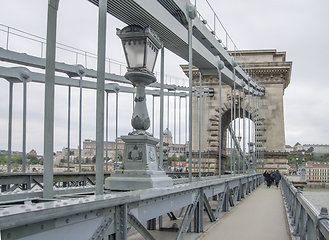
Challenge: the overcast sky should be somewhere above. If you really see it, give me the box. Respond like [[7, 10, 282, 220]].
[[0, 0, 328, 154]]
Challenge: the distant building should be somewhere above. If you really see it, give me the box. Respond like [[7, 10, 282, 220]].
[[27, 164, 44, 173], [303, 144, 329, 157], [290, 143, 329, 157], [162, 128, 188, 157], [53, 139, 125, 166], [83, 138, 125, 160], [285, 145, 293, 152], [306, 161, 329, 183], [293, 142, 304, 152]]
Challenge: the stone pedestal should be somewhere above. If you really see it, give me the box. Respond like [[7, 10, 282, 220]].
[[263, 151, 289, 174], [105, 135, 173, 191]]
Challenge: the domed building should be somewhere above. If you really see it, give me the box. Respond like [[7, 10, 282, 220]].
[[160, 128, 188, 171], [163, 128, 173, 149], [162, 128, 187, 159]]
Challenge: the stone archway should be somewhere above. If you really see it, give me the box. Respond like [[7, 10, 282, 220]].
[[181, 49, 292, 175]]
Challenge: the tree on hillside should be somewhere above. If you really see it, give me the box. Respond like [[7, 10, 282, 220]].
[[306, 146, 314, 152], [0, 156, 7, 165], [27, 154, 39, 165], [12, 153, 22, 166]]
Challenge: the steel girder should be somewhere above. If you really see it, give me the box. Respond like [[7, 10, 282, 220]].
[[1, 174, 263, 240], [0, 172, 111, 203], [175, 191, 200, 240], [128, 213, 156, 240], [87, 0, 264, 95]]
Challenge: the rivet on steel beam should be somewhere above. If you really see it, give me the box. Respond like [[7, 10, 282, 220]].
[[76, 64, 86, 77], [114, 84, 120, 93], [20, 68, 31, 81], [232, 58, 238, 67], [217, 59, 225, 71]]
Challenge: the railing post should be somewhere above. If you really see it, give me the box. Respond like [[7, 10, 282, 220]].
[[159, 47, 164, 169], [7, 82, 13, 173], [95, 0, 107, 195], [43, 0, 60, 199], [187, 3, 197, 182], [317, 207, 329, 240]]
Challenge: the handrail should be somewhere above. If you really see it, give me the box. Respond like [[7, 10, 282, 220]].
[[0, 23, 189, 86], [281, 177, 329, 239], [195, 1, 253, 77], [0, 23, 126, 70]]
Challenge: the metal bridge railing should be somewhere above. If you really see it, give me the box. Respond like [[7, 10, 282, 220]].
[[0, 23, 188, 87], [0, 173, 263, 240], [195, 0, 256, 77], [281, 177, 329, 239]]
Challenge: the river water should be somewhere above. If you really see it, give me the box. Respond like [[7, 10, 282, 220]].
[[302, 188, 329, 211]]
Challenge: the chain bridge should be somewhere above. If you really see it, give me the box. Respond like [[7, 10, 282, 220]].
[[0, 0, 328, 239]]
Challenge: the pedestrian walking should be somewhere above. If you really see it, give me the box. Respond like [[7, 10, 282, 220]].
[[273, 169, 281, 188], [263, 170, 272, 188]]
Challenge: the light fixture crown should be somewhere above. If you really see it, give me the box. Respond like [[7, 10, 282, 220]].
[[117, 25, 163, 73]]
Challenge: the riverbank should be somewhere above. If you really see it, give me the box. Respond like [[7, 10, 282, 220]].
[[286, 175, 329, 188], [305, 182, 329, 188]]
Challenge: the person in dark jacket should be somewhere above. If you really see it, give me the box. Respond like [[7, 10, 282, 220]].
[[263, 170, 272, 188], [273, 169, 281, 188]]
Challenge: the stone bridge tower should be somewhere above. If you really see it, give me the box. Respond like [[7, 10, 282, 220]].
[[181, 49, 292, 174]]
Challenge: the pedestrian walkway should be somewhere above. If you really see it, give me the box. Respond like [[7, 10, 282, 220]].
[[198, 184, 291, 240]]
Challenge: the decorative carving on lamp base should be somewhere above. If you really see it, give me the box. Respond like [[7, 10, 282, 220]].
[[105, 135, 173, 191]]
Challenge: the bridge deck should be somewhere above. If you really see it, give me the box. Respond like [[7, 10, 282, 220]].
[[199, 184, 291, 240], [127, 184, 291, 240]]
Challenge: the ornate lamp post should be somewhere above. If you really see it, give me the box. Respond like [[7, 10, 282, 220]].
[[300, 150, 307, 182], [105, 25, 173, 190]]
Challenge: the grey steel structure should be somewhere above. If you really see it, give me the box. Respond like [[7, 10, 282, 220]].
[[1, 174, 263, 239], [0, 172, 111, 194], [0, 0, 270, 239], [281, 177, 329, 239]]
